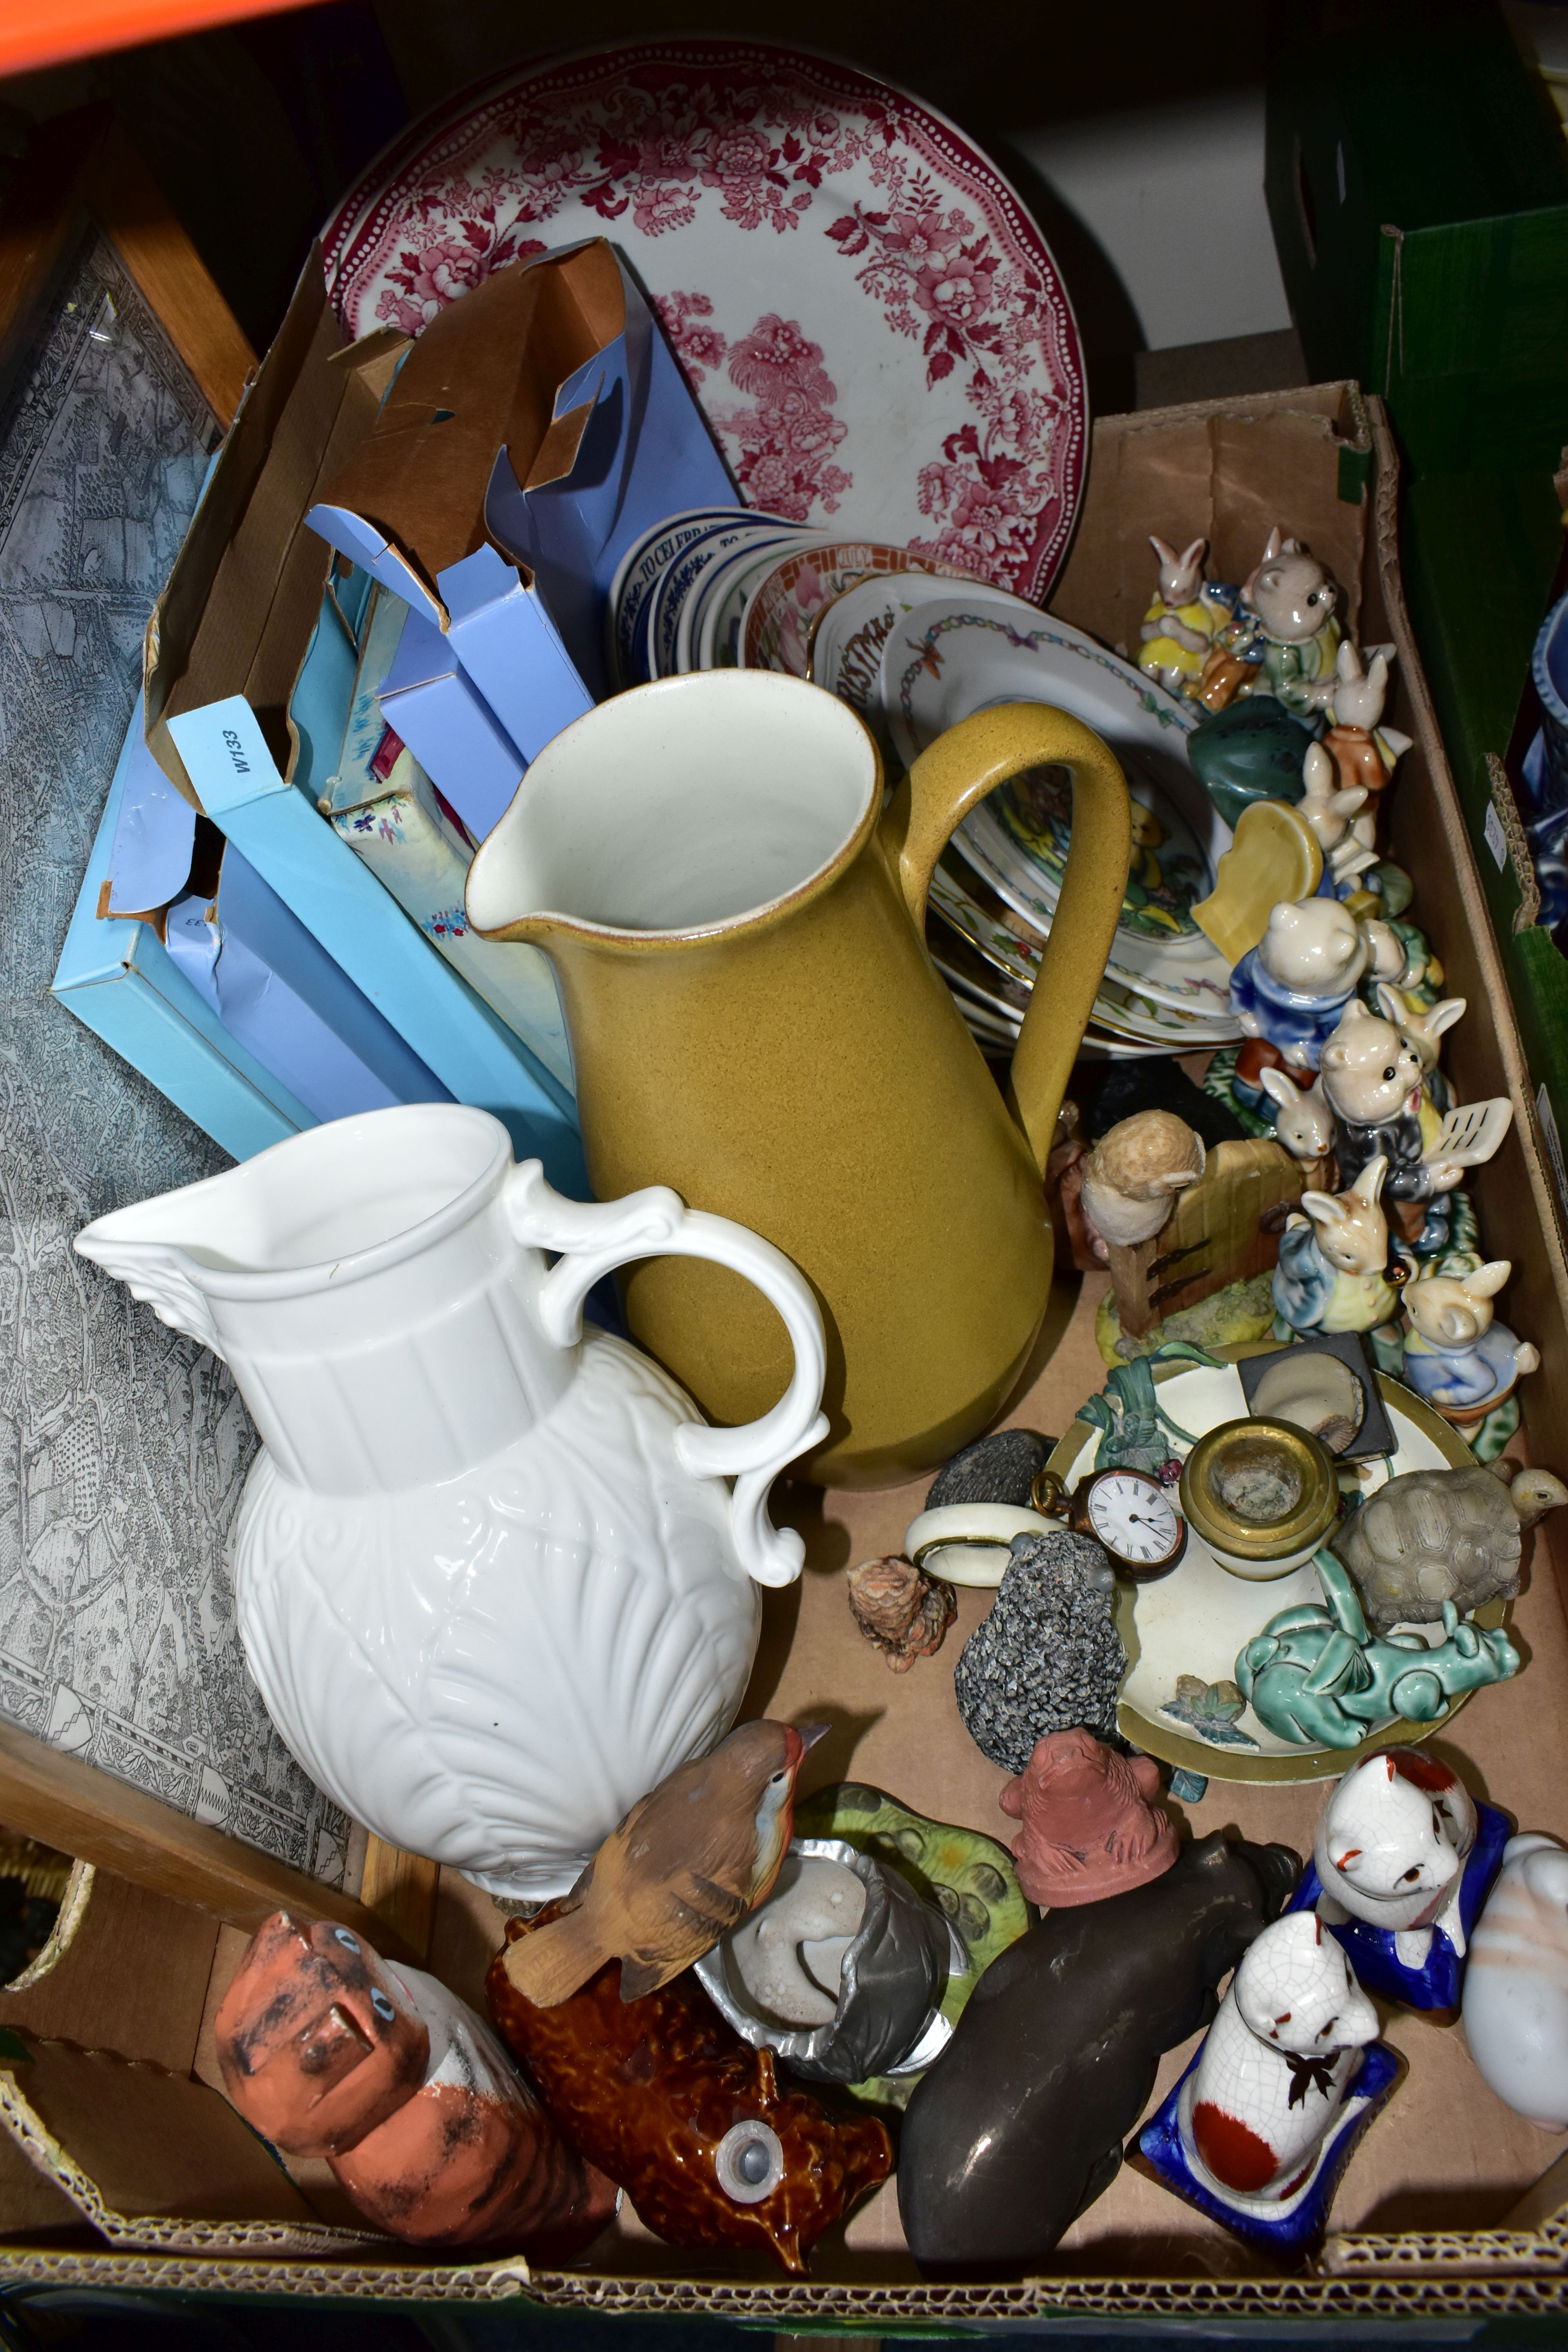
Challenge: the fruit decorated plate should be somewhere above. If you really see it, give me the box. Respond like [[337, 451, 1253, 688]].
[[322, 37, 1087, 604], [1043, 1359, 1495, 1784]]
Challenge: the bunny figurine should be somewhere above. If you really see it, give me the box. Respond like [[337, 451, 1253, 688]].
[[1298, 742, 1379, 895], [1371, 981, 1464, 1076], [1139, 1910, 1397, 2258], [1272, 1156, 1405, 1339], [1311, 640, 1413, 806], [1138, 536, 1233, 697], [1401, 1260, 1540, 1417]]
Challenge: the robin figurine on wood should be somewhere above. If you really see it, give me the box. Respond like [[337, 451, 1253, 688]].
[[501, 1720, 824, 2008]]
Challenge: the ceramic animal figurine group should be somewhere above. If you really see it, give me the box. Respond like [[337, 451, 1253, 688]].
[[500, 1721, 819, 2009], [998, 1730, 1178, 1908], [1330, 1459, 1566, 1634], [1236, 1548, 1521, 1749], [1293, 1746, 1510, 2009], [1400, 1261, 1541, 1417], [1139, 1911, 1396, 2258], [214, 1913, 615, 2254], [487, 1910, 892, 2273], [1138, 535, 1234, 696], [1463, 1834, 1568, 2129], [846, 1552, 956, 1669], [693, 1835, 955, 2084], [1271, 1156, 1403, 1341], [1264, 999, 1512, 1221], [953, 1529, 1125, 1769], [1077, 1109, 1206, 1259], [897, 1831, 1298, 2272]]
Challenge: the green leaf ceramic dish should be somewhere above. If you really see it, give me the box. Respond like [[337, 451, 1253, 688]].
[[792, 1781, 1030, 2111]]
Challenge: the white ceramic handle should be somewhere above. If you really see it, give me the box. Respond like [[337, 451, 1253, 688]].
[[504, 1161, 829, 1588]]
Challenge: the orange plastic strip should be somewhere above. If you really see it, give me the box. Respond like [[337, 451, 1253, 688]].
[[0, 0, 315, 78]]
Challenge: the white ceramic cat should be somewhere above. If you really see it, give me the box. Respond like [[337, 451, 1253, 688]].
[[1184, 1912, 1378, 2202], [1463, 1834, 1568, 2129], [1314, 1749, 1475, 1967]]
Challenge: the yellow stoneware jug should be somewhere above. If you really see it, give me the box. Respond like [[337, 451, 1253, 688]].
[[466, 671, 1131, 1487]]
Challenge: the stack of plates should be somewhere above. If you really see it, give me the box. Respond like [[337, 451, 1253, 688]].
[[609, 523, 1242, 1061], [810, 573, 1243, 1060]]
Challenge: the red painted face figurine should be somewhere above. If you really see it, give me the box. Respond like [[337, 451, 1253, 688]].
[[998, 1728, 1179, 1908], [214, 1912, 615, 2256]]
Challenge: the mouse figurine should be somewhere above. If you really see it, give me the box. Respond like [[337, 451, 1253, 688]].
[[214, 1912, 617, 2254], [1400, 1260, 1541, 1418], [487, 1908, 891, 2274], [897, 1830, 1299, 2274], [1200, 531, 1342, 714], [998, 1728, 1179, 1908], [1231, 899, 1402, 1072], [1287, 1746, 1510, 2010], [1463, 1834, 1568, 2129], [1272, 1156, 1405, 1340], [1139, 1911, 1395, 2259], [1138, 535, 1235, 697]]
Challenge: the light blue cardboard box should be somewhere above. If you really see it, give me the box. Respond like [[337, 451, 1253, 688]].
[[53, 701, 316, 1163], [161, 591, 587, 1198]]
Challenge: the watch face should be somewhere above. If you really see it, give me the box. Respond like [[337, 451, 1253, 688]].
[[1084, 1470, 1185, 1572]]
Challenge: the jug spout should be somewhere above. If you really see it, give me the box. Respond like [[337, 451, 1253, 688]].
[[76, 1106, 573, 1497]]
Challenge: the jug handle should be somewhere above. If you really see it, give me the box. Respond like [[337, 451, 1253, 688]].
[[505, 1162, 830, 1591], [884, 703, 1132, 1178]]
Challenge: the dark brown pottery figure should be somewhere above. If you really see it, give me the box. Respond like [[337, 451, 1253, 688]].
[[488, 1906, 892, 2274], [215, 1912, 615, 2254], [897, 1832, 1299, 2274]]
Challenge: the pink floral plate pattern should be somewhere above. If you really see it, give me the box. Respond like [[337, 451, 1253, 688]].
[[322, 37, 1088, 604]]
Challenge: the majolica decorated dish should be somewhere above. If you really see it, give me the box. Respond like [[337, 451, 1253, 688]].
[[1043, 1356, 1493, 1784]]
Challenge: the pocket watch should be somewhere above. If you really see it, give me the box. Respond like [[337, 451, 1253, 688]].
[[1030, 1465, 1187, 1580]]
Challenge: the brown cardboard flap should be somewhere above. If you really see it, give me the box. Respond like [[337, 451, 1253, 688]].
[[316, 241, 625, 608], [145, 246, 382, 807], [0, 2040, 386, 2254], [1051, 382, 1370, 660]]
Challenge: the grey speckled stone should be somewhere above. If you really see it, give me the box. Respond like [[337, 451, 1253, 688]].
[[953, 1530, 1125, 1772], [926, 1429, 1054, 1511]]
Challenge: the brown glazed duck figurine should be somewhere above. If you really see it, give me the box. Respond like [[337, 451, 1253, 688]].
[[488, 1907, 892, 2274], [999, 1730, 1179, 1908], [897, 1832, 1298, 2274], [215, 1913, 615, 2254], [502, 1721, 820, 2009]]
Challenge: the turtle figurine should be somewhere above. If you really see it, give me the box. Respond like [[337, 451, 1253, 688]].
[[1332, 1461, 1567, 1636]]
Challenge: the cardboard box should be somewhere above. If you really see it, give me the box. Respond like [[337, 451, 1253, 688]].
[[7, 385, 1568, 2320]]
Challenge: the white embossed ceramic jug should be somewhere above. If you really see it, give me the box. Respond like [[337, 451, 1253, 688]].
[[75, 1104, 828, 1897]]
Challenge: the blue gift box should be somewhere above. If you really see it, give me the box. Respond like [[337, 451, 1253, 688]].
[[1285, 1800, 1512, 2010]]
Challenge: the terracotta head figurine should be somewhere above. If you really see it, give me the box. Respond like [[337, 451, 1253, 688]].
[[998, 1728, 1179, 1907]]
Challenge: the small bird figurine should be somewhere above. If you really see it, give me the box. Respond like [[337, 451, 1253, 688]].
[[502, 1720, 822, 2008]]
